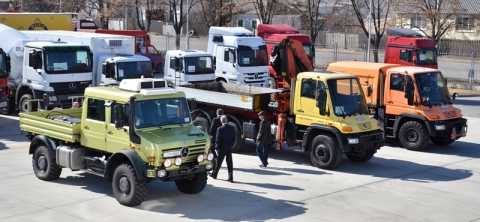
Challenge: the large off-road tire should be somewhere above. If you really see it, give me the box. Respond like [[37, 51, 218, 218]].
[[32, 145, 62, 181], [431, 137, 455, 146], [346, 150, 376, 162], [19, 94, 37, 113], [193, 117, 210, 134], [229, 121, 245, 153], [399, 121, 430, 151], [266, 76, 276, 89], [112, 163, 148, 207], [310, 135, 342, 169], [175, 172, 208, 194]]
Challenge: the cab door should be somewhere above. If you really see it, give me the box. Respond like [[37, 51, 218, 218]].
[[385, 73, 412, 115], [81, 98, 107, 150], [106, 103, 130, 152], [295, 78, 329, 126]]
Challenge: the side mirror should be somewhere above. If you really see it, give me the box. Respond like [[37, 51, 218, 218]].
[[33, 51, 42, 70], [114, 104, 125, 129], [452, 92, 458, 100], [405, 77, 414, 105], [367, 86, 373, 97], [102, 62, 108, 76], [316, 89, 327, 115]]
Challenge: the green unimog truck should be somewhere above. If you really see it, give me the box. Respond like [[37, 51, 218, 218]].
[[19, 78, 214, 206]]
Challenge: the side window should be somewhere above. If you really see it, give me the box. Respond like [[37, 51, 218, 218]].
[[110, 103, 130, 126], [29, 51, 34, 67], [301, 79, 317, 99], [400, 50, 412, 62], [390, 73, 406, 91], [224, 50, 230, 62], [87, 98, 106, 121]]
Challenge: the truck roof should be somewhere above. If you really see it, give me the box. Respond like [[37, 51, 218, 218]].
[[85, 85, 186, 103], [327, 61, 403, 72], [387, 66, 439, 74], [262, 34, 311, 44], [257, 24, 300, 35], [299, 71, 357, 80], [166, 50, 212, 57], [26, 40, 88, 48], [209, 27, 254, 36]]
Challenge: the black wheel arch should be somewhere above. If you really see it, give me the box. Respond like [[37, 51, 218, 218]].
[[104, 150, 147, 182], [393, 113, 434, 138], [193, 108, 213, 124], [29, 135, 56, 157], [302, 124, 345, 152]]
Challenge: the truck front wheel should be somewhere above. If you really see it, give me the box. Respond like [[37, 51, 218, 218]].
[[431, 137, 455, 146], [399, 121, 430, 151], [346, 150, 375, 162], [175, 172, 208, 194], [310, 135, 342, 169], [32, 145, 62, 181], [112, 163, 148, 206], [19, 94, 37, 113]]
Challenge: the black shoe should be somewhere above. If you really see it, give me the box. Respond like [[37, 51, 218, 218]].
[[259, 164, 267, 168], [228, 179, 234, 183], [209, 173, 217, 179]]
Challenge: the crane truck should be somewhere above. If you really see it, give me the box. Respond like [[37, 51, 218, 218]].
[[257, 24, 314, 89], [207, 27, 269, 87], [19, 78, 213, 207], [22, 30, 153, 87], [176, 38, 384, 169], [327, 61, 467, 151], [0, 24, 93, 114]]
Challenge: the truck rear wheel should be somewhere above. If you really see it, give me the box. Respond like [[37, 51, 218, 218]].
[[310, 135, 342, 169], [431, 137, 455, 146], [229, 121, 245, 153], [19, 94, 37, 113], [175, 172, 208, 194], [112, 163, 148, 206], [399, 121, 430, 151], [346, 150, 375, 162], [32, 145, 62, 181], [193, 117, 210, 134]]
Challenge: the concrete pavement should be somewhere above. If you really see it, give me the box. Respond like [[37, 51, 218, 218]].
[[0, 114, 479, 221]]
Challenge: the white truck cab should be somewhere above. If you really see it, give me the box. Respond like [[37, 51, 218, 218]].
[[207, 27, 269, 87], [163, 50, 215, 86]]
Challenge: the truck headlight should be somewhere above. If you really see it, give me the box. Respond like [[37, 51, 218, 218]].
[[163, 158, 172, 168], [174, 157, 182, 166], [435, 125, 445, 130], [48, 96, 58, 101], [197, 154, 204, 163], [348, 138, 359, 144], [157, 169, 167, 178], [206, 163, 213, 170], [207, 152, 214, 161]]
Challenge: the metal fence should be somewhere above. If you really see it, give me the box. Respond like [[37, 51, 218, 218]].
[[150, 33, 480, 86]]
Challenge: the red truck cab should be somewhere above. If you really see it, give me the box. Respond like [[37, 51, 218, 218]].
[[0, 48, 11, 114], [79, 29, 165, 73], [257, 24, 314, 88], [384, 28, 438, 69]]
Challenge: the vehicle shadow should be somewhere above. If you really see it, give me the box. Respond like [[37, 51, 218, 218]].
[[0, 114, 30, 151], [451, 97, 480, 106], [385, 139, 480, 159]]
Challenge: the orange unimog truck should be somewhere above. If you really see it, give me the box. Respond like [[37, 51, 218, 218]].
[[327, 61, 467, 151]]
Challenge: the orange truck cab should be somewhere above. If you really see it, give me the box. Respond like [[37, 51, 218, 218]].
[[257, 24, 314, 89], [384, 28, 438, 69], [327, 61, 467, 151], [79, 29, 165, 73]]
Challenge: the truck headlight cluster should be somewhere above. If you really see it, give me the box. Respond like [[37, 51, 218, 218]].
[[197, 154, 204, 163], [435, 125, 445, 130], [207, 152, 214, 161], [174, 157, 182, 166], [348, 138, 359, 144], [163, 158, 172, 168]]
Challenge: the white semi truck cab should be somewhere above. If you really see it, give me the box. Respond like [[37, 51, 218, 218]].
[[163, 50, 215, 86], [0, 24, 93, 113], [207, 27, 269, 87]]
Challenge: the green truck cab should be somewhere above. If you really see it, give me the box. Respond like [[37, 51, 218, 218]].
[[19, 78, 213, 207]]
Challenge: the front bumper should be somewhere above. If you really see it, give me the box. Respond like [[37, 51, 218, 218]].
[[430, 118, 468, 139], [342, 129, 384, 154], [145, 162, 212, 181]]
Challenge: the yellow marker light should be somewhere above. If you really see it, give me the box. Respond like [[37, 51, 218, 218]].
[[64, 140, 68, 144], [430, 115, 440, 119], [130, 145, 135, 149], [327, 122, 333, 126], [135, 146, 140, 150], [148, 157, 155, 162], [343, 126, 353, 131]]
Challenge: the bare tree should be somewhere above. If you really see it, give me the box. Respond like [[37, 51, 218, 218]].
[[168, 0, 199, 49], [395, 0, 462, 44], [8, 0, 21, 10], [248, 0, 285, 24], [197, 0, 237, 27], [350, 0, 392, 62], [135, 0, 166, 31]]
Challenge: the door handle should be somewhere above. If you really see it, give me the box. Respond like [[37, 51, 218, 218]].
[[387, 100, 394, 104], [84, 126, 89, 130], [107, 131, 113, 135], [222, 71, 226, 74], [297, 109, 304, 113]]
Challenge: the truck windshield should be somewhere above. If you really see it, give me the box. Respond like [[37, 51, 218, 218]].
[[328, 78, 368, 117], [117, 61, 153, 81], [415, 72, 450, 106], [44, 46, 92, 74], [237, 45, 268, 67], [416, 48, 437, 65], [184, 56, 214, 74], [134, 98, 190, 128], [0, 53, 6, 78]]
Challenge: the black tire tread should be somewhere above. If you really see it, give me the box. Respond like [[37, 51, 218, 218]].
[[112, 163, 148, 207], [228, 121, 245, 153], [32, 145, 62, 181], [175, 172, 208, 194], [346, 150, 376, 162], [399, 121, 430, 151], [310, 135, 342, 170]]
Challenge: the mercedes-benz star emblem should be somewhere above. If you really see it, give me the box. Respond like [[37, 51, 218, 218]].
[[69, 83, 76, 90], [254, 73, 259, 79], [181, 147, 190, 157], [362, 123, 367, 128]]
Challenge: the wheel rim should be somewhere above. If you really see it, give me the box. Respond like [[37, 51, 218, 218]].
[[315, 145, 330, 163], [118, 176, 131, 196], [37, 155, 47, 173], [267, 78, 276, 89], [405, 129, 419, 143], [21, 99, 29, 113]]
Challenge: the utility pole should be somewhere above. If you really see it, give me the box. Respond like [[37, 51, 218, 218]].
[[367, 0, 372, 62], [186, 0, 189, 50]]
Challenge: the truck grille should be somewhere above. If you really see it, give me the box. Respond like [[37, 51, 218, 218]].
[[356, 122, 372, 131], [161, 145, 207, 162], [50, 81, 91, 95], [195, 139, 207, 144], [244, 72, 267, 83]]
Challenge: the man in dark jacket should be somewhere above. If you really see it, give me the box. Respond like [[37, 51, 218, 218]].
[[256, 111, 272, 168], [209, 109, 223, 170], [210, 115, 236, 182]]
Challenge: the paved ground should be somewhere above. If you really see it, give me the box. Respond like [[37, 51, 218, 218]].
[[0, 111, 479, 221]]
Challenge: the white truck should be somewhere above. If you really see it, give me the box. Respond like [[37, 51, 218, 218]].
[[22, 31, 153, 86], [207, 27, 269, 87], [0, 24, 93, 113], [163, 50, 215, 86]]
